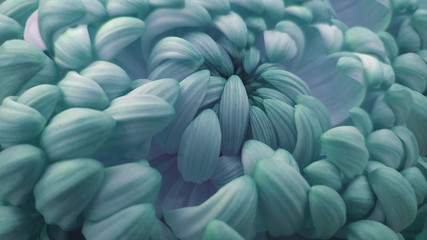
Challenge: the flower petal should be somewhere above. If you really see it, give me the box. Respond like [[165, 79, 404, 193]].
[[264, 30, 297, 63], [0, 145, 46, 205], [271, 148, 300, 172], [346, 220, 400, 240], [17, 84, 62, 120], [200, 76, 226, 108], [303, 159, 342, 191], [392, 126, 419, 169], [40, 108, 116, 161], [34, 158, 104, 230], [178, 109, 221, 183], [401, 167, 427, 206], [23, 10, 47, 50], [211, 156, 243, 188], [397, 18, 421, 52], [393, 53, 427, 93], [106, 0, 149, 17], [202, 220, 245, 240], [349, 107, 372, 136], [213, 11, 248, 49], [384, 83, 413, 125], [164, 176, 257, 240], [243, 47, 260, 74], [378, 31, 398, 60], [344, 27, 387, 61], [54, 25, 92, 69], [0, 14, 22, 45], [148, 0, 184, 8], [321, 126, 369, 178], [248, 105, 278, 149], [190, 0, 230, 14], [94, 17, 145, 61], [129, 78, 180, 106], [366, 129, 404, 169], [0, 0, 39, 25], [155, 70, 210, 153], [0, 205, 34, 240], [254, 158, 309, 237], [184, 32, 223, 70], [241, 140, 274, 176], [341, 175, 375, 220]]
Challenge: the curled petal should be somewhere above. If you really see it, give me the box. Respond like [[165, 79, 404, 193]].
[[248, 105, 278, 149], [378, 31, 398, 60], [106, 0, 149, 17], [393, 53, 427, 93], [411, 9, 427, 49], [229, 0, 264, 14], [406, 90, 427, 155], [392, 126, 419, 169], [366, 129, 404, 169], [213, 11, 248, 49], [148, 0, 184, 8], [178, 109, 221, 183], [401, 167, 427, 206], [85, 162, 161, 221], [0, 205, 34, 240], [295, 95, 331, 132], [164, 176, 258, 240], [260, 67, 310, 100], [83, 204, 156, 240], [129, 78, 180, 106], [370, 95, 395, 128], [17, 84, 62, 120], [368, 167, 417, 232], [34, 158, 105, 230], [384, 83, 413, 125], [346, 220, 400, 240], [24, 10, 47, 50], [54, 25, 92, 69], [349, 107, 372, 136], [200, 76, 226, 108], [219, 75, 249, 156], [190, 0, 230, 14], [304, 159, 342, 191], [184, 32, 223, 69], [254, 158, 309, 237], [211, 156, 243, 188], [341, 175, 375, 220], [243, 47, 260, 74], [80, 61, 132, 100], [241, 140, 274, 176], [0, 14, 22, 45], [264, 30, 297, 63], [321, 126, 369, 178], [94, 17, 146, 61], [271, 149, 299, 172], [203, 220, 245, 240], [0, 0, 38, 25], [397, 18, 421, 52], [344, 27, 387, 61], [40, 108, 116, 161], [0, 145, 46, 205]]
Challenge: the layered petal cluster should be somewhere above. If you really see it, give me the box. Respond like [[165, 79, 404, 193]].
[[0, 0, 426, 239]]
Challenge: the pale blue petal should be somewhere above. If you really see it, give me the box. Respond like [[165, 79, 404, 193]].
[[401, 167, 427, 206], [200, 76, 226, 108], [397, 18, 421, 52], [344, 27, 387, 61], [213, 11, 248, 49], [264, 30, 297, 63], [243, 47, 260, 74], [393, 53, 427, 93], [0, 0, 38, 25], [148, 59, 202, 82], [262, 0, 284, 23], [295, 95, 331, 132], [349, 107, 373, 136], [184, 32, 223, 69], [0, 205, 34, 240], [370, 95, 396, 128], [23, 10, 47, 50], [254, 88, 293, 107], [219, 75, 249, 156], [148, 0, 184, 8]]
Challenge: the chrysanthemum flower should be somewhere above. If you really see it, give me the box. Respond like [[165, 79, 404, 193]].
[[0, 0, 426, 239]]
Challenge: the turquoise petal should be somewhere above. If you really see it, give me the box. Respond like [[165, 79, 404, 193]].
[[184, 32, 223, 70], [106, 0, 149, 17], [0, 145, 46, 205], [264, 30, 297, 63], [344, 27, 387, 61], [411, 9, 427, 49], [271, 149, 300, 172], [83, 203, 155, 240], [354, 53, 395, 89], [85, 162, 161, 221], [178, 109, 221, 183], [368, 167, 417, 232], [304, 159, 342, 191], [150, 218, 177, 240], [34, 158, 104, 230], [262, 0, 284, 23], [0, 205, 34, 240], [229, 0, 264, 14], [0, 14, 22, 45], [260, 67, 310, 100], [401, 167, 427, 206], [148, 59, 202, 81], [406, 90, 427, 155], [295, 94, 331, 133], [248, 105, 278, 149], [366, 129, 404, 169], [148, 37, 203, 72], [346, 220, 400, 240], [211, 156, 243, 188], [80, 61, 132, 100], [213, 11, 247, 49], [0, 0, 38, 25], [254, 158, 309, 237], [202, 220, 244, 240], [129, 78, 180, 106], [263, 99, 296, 151], [301, 185, 346, 239], [384, 83, 414, 125], [219, 75, 249, 156], [200, 76, 226, 108], [393, 53, 427, 93], [155, 70, 210, 153], [329, 0, 392, 31], [164, 176, 257, 240], [241, 140, 274, 176], [148, 0, 184, 8], [190, 0, 230, 14], [392, 126, 419, 169], [58, 71, 110, 110], [17, 84, 62, 120], [54, 25, 92, 69], [243, 47, 260, 74], [0, 97, 46, 147], [378, 31, 399, 60], [254, 88, 293, 106], [370, 94, 395, 128], [283, 6, 313, 24], [349, 107, 372, 136], [341, 175, 375, 220], [40, 108, 116, 161], [321, 126, 369, 178], [94, 17, 146, 61]]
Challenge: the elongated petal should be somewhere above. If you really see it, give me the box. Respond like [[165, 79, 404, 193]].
[[184, 32, 223, 69], [321, 126, 369, 178], [378, 31, 398, 60], [254, 158, 309, 237], [384, 83, 413, 125], [304, 159, 342, 191], [211, 156, 243, 188], [243, 47, 260, 74], [0, 14, 22, 45], [85, 162, 161, 221], [200, 76, 226, 108], [58, 71, 110, 110], [368, 167, 417, 232], [370, 94, 395, 128], [155, 70, 210, 153], [241, 140, 274, 176], [393, 53, 427, 93], [262, 0, 284, 23], [94, 17, 145, 61], [203, 220, 245, 240], [148, 59, 202, 81], [17, 84, 62, 120], [80, 61, 132, 100], [106, 0, 149, 17], [83, 204, 155, 240], [0, 206, 34, 240], [330, 0, 391, 31], [411, 9, 427, 49], [354, 53, 395, 89], [141, 1, 211, 55], [219, 75, 249, 156], [23, 10, 47, 50], [249, 106, 278, 149], [254, 88, 293, 106], [34, 158, 104, 230], [0, 0, 38, 25], [263, 99, 296, 151], [295, 95, 331, 132], [349, 107, 372, 136], [0, 145, 46, 205], [129, 78, 180, 105], [0, 97, 46, 147], [264, 30, 297, 63], [164, 176, 257, 240], [401, 167, 427, 206], [213, 11, 247, 49], [271, 149, 300, 172], [406, 90, 427, 155], [54, 25, 92, 69], [341, 175, 375, 220], [260, 68, 310, 101], [40, 108, 116, 161], [190, 0, 230, 14], [149, 37, 203, 72], [344, 27, 387, 61], [148, 0, 184, 7], [392, 126, 419, 169], [346, 220, 399, 240], [301, 185, 346, 239], [178, 109, 221, 183], [367, 129, 404, 169]]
